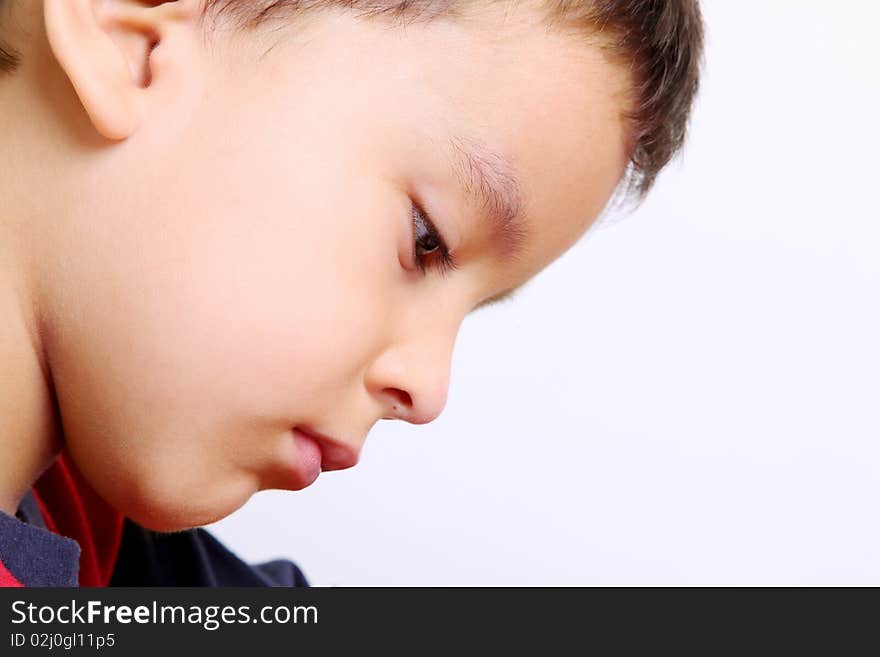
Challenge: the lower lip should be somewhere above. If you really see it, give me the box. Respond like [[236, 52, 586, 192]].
[[291, 428, 322, 486]]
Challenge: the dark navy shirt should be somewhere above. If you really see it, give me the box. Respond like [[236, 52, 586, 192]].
[[0, 454, 310, 588], [0, 491, 80, 586]]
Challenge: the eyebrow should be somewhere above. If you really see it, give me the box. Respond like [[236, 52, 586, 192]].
[[446, 134, 531, 313]]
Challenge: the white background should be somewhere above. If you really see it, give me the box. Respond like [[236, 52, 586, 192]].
[[208, 1, 880, 585]]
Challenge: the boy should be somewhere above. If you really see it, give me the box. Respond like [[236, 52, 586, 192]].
[[0, 0, 703, 586]]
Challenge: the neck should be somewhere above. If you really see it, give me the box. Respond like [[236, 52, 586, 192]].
[[0, 8, 68, 516], [0, 243, 63, 517]]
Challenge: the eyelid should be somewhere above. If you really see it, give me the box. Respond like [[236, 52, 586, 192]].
[[414, 181, 462, 251], [412, 199, 445, 246], [410, 198, 458, 278]]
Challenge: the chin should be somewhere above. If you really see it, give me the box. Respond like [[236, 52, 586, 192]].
[[121, 497, 248, 533], [62, 442, 261, 533], [104, 472, 257, 534]]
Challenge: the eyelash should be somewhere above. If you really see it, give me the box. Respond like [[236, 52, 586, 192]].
[[411, 201, 458, 278]]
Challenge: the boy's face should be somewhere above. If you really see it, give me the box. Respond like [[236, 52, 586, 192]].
[[44, 2, 629, 530]]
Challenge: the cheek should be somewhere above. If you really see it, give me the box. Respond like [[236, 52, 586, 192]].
[[45, 133, 399, 528]]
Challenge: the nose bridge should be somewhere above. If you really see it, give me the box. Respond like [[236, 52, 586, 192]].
[[367, 302, 463, 425]]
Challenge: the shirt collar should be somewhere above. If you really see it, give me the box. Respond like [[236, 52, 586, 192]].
[[0, 490, 80, 586]]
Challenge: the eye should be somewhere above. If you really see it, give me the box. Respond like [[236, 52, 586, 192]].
[[411, 201, 458, 278]]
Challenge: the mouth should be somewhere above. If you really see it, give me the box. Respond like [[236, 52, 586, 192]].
[[292, 426, 360, 473]]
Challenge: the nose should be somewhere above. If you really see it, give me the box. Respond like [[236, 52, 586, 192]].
[[365, 328, 457, 426]]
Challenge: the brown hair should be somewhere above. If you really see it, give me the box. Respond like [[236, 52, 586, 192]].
[[560, 0, 705, 201], [1, 0, 704, 203]]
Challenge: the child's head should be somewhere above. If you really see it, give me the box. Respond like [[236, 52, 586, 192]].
[[0, 0, 703, 530]]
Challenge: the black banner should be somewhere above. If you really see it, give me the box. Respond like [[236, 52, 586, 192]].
[[0, 587, 874, 654]]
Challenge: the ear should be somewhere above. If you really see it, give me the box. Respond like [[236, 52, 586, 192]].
[[44, 0, 204, 141]]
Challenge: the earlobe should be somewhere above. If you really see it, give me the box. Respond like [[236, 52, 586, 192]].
[[43, 0, 204, 141]]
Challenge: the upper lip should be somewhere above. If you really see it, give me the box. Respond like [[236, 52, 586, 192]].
[[295, 425, 361, 472]]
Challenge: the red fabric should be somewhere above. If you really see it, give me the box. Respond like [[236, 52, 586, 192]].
[[0, 558, 24, 587], [31, 450, 125, 587]]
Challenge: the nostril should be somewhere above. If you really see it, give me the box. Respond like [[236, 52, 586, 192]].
[[384, 388, 412, 418]]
